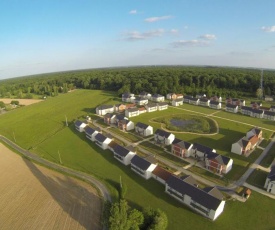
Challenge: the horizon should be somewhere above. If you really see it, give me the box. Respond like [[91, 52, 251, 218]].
[[1, 0, 275, 80]]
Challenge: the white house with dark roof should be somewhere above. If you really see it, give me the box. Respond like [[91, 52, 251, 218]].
[[189, 97, 200, 105], [199, 98, 210, 107], [158, 102, 168, 110], [113, 144, 136, 165], [231, 138, 251, 155], [270, 105, 275, 112], [145, 103, 158, 112], [225, 104, 238, 113], [96, 105, 114, 116], [210, 95, 222, 103], [246, 127, 262, 139], [117, 119, 134, 131], [152, 166, 173, 185], [135, 122, 153, 136], [94, 133, 112, 150], [130, 155, 157, 180], [74, 120, 87, 132], [154, 129, 175, 145], [209, 100, 222, 110], [172, 98, 183, 106], [205, 152, 233, 174], [264, 165, 275, 194], [125, 108, 139, 118], [171, 140, 193, 158], [84, 126, 99, 141], [135, 96, 148, 106], [241, 106, 253, 116], [165, 175, 225, 220], [250, 109, 264, 118], [151, 94, 165, 102], [139, 91, 152, 100], [263, 110, 275, 121], [122, 92, 135, 103], [104, 113, 117, 125], [183, 95, 193, 103], [191, 143, 216, 159]]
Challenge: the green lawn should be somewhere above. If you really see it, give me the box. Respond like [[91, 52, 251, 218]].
[[1, 90, 275, 229], [246, 169, 269, 188], [259, 143, 275, 167]]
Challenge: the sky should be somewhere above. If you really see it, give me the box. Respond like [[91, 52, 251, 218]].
[[0, 0, 275, 80]]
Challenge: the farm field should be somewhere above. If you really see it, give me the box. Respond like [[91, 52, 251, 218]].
[[0, 143, 102, 230], [0, 90, 275, 229], [0, 98, 43, 106]]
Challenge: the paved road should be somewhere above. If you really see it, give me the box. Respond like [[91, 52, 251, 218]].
[[0, 135, 112, 203]]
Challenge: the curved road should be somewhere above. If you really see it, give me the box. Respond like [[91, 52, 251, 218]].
[[0, 135, 112, 203]]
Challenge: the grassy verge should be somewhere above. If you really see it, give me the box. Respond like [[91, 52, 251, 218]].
[[246, 169, 268, 189], [259, 143, 275, 167]]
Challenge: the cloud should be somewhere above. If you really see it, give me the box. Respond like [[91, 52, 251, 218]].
[[123, 29, 165, 41], [199, 34, 217, 40], [171, 39, 209, 48], [129, 10, 137, 14], [261, 26, 275, 32], [144, 15, 173, 23], [170, 29, 179, 35]]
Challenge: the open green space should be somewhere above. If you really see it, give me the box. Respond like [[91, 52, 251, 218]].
[[246, 169, 269, 188], [259, 143, 275, 167], [109, 128, 143, 143], [1, 90, 275, 229]]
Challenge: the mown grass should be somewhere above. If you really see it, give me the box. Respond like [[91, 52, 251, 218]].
[[259, 143, 275, 167], [246, 169, 269, 188], [108, 128, 143, 143], [1, 90, 275, 229]]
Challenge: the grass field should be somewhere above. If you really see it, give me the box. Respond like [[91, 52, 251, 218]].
[[1, 90, 275, 230]]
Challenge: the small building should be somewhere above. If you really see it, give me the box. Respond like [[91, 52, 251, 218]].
[[74, 120, 87, 132], [250, 101, 262, 109], [139, 91, 152, 100], [171, 140, 193, 158], [135, 96, 148, 106], [191, 143, 216, 159], [113, 144, 136, 165], [199, 98, 210, 107], [114, 104, 126, 112], [130, 155, 157, 180], [165, 175, 225, 220], [264, 165, 275, 194], [117, 119, 134, 131], [151, 94, 165, 102], [209, 100, 222, 110], [210, 95, 222, 103], [250, 109, 264, 118], [225, 104, 238, 113], [84, 126, 99, 141], [94, 133, 112, 150], [265, 95, 273, 102], [172, 98, 183, 106], [231, 138, 251, 155], [125, 108, 139, 118], [122, 92, 135, 103], [154, 129, 175, 146], [158, 102, 168, 111], [152, 166, 173, 185], [205, 152, 233, 174], [145, 103, 158, 113], [196, 94, 206, 99], [135, 122, 153, 136], [241, 106, 253, 116], [189, 97, 200, 105], [263, 110, 275, 121], [104, 113, 117, 125], [96, 105, 114, 116], [183, 95, 193, 103]]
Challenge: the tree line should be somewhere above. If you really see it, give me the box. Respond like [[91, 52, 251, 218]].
[[1, 66, 275, 99]]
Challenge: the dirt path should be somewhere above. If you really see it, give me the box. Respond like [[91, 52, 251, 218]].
[[0, 98, 43, 106], [0, 143, 102, 230]]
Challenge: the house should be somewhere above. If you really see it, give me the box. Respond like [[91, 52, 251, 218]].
[[210, 95, 222, 103], [74, 120, 87, 132], [250, 101, 262, 109], [189, 97, 200, 105], [209, 100, 222, 110], [265, 95, 273, 102], [264, 165, 275, 194], [122, 92, 135, 103], [250, 109, 264, 118], [248, 135, 259, 149], [231, 138, 251, 155], [96, 105, 114, 116], [117, 119, 134, 131], [139, 91, 152, 100], [263, 110, 275, 121], [135, 96, 148, 106], [167, 93, 183, 100], [183, 95, 193, 103], [165, 175, 225, 220], [130, 155, 157, 180], [135, 122, 153, 136], [145, 103, 158, 113], [84, 126, 99, 141], [114, 104, 126, 112], [154, 129, 175, 145], [225, 104, 238, 113], [104, 113, 117, 125], [113, 144, 136, 165], [108, 141, 119, 152], [196, 94, 206, 99], [172, 98, 183, 106], [199, 98, 210, 107], [205, 152, 233, 174], [246, 127, 262, 139], [270, 105, 275, 112], [151, 94, 165, 102], [138, 107, 147, 114], [241, 106, 253, 116], [191, 143, 216, 159], [125, 103, 136, 109], [125, 108, 139, 118], [158, 102, 168, 110], [94, 133, 112, 150], [171, 140, 193, 158], [152, 166, 173, 185]]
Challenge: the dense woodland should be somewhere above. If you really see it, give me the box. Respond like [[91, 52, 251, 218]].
[[1, 66, 275, 99]]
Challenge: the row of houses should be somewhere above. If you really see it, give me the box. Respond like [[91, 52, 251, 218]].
[[75, 120, 226, 220], [122, 92, 165, 104], [264, 164, 275, 194], [231, 127, 262, 155]]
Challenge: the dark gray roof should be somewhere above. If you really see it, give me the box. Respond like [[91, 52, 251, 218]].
[[131, 155, 152, 170], [122, 92, 133, 97], [113, 145, 131, 157], [241, 139, 250, 148], [104, 113, 116, 118], [242, 106, 253, 111], [85, 126, 97, 135], [200, 98, 209, 102], [268, 165, 275, 181], [166, 175, 223, 210], [232, 98, 239, 102], [75, 120, 83, 127], [119, 119, 131, 125], [207, 152, 231, 165], [264, 110, 275, 116], [181, 175, 197, 186], [139, 91, 150, 96], [174, 140, 192, 150], [152, 94, 164, 98], [158, 102, 168, 106], [203, 187, 224, 200], [210, 100, 220, 105], [184, 95, 193, 99], [135, 96, 146, 101], [193, 143, 213, 154], [172, 138, 183, 145], [155, 129, 172, 138], [226, 103, 238, 108], [97, 105, 113, 110], [127, 107, 139, 112], [252, 109, 263, 114], [95, 133, 108, 142], [136, 122, 149, 129], [189, 97, 199, 101], [116, 114, 126, 121], [146, 103, 158, 108]]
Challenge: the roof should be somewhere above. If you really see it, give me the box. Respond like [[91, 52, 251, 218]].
[[97, 105, 113, 110], [203, 187, 224, 200], [181, 175, 197, 186], [193, 143, 214, 154], [158, 102, 168, 106], [84, 126, 97, 135], [146, 103, 158, 108], [155, 129, 173, 138], [131, 155, 153, 170], [152, 94, 164, 98], [249, 135, 259, 145], [172, 138, 183, 145], [152, 166, 173, 182], [184, 95, 193, 99], [226, 103, 238, 108], [113, 144, 131, 157], [239, 138, 250, 148], [200, 98, 210, 102], [118, 119, 131, 125], [242, 106, 253, 111], [139, 91, 150, 96], [95, 133, 109, 142], [127, 107, 139, 112], [207, 152, 231, 165], [173, 98, 183, 102], [166, 175, 223, 210], [104, 113, 116, 118], [189, 97, 199, 101], [135, 96, 147, 101], [264, 110, 275, 116], [252, 109, 264, 114], [122, 92, 133, 97], [268, 165, 275, 181], [210, 100, 220, 105], [108, 141, 119, 149], [174, 140, 192, 150], [116, 114, 126, 121], [75, 120, 84, 127], [136, 122, 149, 129]]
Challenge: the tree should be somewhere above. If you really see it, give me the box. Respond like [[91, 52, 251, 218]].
[[256, 88, 263, 99], [10, 100, 19, 106], [141, 207, 168, 230]]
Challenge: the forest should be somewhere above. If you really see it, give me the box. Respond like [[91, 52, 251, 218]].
[[0, 66, 275, 99]]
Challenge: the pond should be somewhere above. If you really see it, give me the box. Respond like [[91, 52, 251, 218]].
[[170, 119, 195, 127]]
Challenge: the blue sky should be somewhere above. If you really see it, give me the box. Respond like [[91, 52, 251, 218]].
[[0, 0, 275, 79]]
